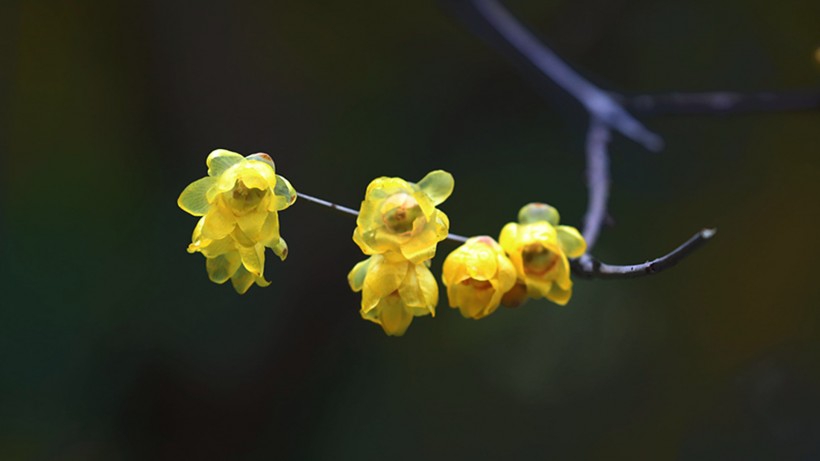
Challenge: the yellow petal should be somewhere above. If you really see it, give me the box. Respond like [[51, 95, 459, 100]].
[[245, 153, 276, 172], [198, 235, 236, 258], [455, 285, 495, 319], [378, 297, 413, 336], [364, 258, 408, 299], [269, 237, 288, 261], [415, 263, 439, 311], [442, 249, 469, 286], [258, 211, 282, 247], [348, 257, 373, 292], [398, 210, 449, 263], [545, 282, 572, 305], [417, 170, 454, 206], [178, 177, 216, 216], [557, 225, 587, 258], [207, 149, 244, 177], [398, 264, 425, 307], [206, 252, 241, 284], [201, 204, 236, 240], [270, 174, 297, 211], [236, 209, 268, 242], [518, 202, 560, 225], [230, 265, 256, 294], [238, 244, 265, 276]]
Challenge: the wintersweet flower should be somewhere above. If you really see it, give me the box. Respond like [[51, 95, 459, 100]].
[[348, 255, 438, 336], [499, 203, 586, 305], [442, 236, 517, 319], [352, 170, 453, 264], [178, 149, 296, 293]]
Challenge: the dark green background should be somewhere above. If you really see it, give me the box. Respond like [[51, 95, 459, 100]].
[[2, 0, 819, 459]]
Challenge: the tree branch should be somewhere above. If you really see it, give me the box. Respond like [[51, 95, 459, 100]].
[[616, 90, 820, 116], [571, 229, 716, 279], [469, 0, 664, 152], [581, 117, 611, 251]]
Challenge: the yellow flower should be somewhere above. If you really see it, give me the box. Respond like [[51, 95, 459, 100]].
[[442, 236, 517, 319], [178, 149, 296, 293], [352, 170, 453, 264], [348, 255, 438, 336], [499, 203, 586, 305]]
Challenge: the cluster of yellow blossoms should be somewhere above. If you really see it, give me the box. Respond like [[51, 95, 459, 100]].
[[348, 171, 453, 336], [440, 203, 586, 326], [179, 154, 587, 336], [178, 149, 296, 294]]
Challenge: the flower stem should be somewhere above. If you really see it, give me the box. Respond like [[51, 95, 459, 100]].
[[296, 192, 469, 244]]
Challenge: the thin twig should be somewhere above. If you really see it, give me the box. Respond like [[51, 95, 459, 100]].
[[470, 0, 663, 152], [297, 192, 470, 244], [297, 192, 360, 217], [616, 90, 820, 116], [571, 229, 716, 279], [581, 117, 611, 251]]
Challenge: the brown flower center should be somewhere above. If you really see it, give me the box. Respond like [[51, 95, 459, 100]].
[[228, 180, 267, 213], [381, 193, 424, 234], [460, 278, 493, 290], [522, 243, 557, 276]]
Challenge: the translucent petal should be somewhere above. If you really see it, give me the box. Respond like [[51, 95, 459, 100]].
[[364, 258, 408, 299], [207, 149, 244, 177], [206, 252, 241, 284], [348, 257, 373, 292], [378, 298, 413, 336], [398, 265, 425, 308], [498, 222, 519, 254], [270, 174, 297, 211], [518, 202, 560, 225], [557, 225, 587, 258], [455, 285, 495, 319], [417, 170, 454, 206], [238, 244, 265, 276], [245, 153, 276, 171], [178, 177, 216, 216], [442, 249, 469, 285], [554, 255, 573, 290], [236, 209, 268, 242], [546, 282, 572, 306], [465, 243, 497, 280], [496, 253, 518, 292], [230, 265, 256, 294], [201, 204, 236, 240], [415, 263, 439, 310], [198, 235, 236, 258], [270, 237, 288, 261], [255, 274, 271, 288], [258, 212, 281, 247]]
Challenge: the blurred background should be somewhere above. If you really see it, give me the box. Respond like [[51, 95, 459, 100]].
[[2, 0, 819, 459]]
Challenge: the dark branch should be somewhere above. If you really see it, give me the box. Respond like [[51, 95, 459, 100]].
[[469, 0, 663, 152], [581, 117, 611, 251], [616, 90, 820, 117], [571, 229, 716, 279]]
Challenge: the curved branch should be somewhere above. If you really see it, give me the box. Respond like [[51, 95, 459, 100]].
[[581, 117, 611, 251], [571, 229, 716, 279], [468, 0, 663, 151]]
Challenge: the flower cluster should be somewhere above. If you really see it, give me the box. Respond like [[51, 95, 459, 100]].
[[442, 203, 586, 319], [178, 149, 296, 294], [348, 171, 453, 336], [499, 203, 586, 305]]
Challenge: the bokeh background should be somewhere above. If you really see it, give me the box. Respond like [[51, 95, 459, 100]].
[[2, 0, 819, 459]]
